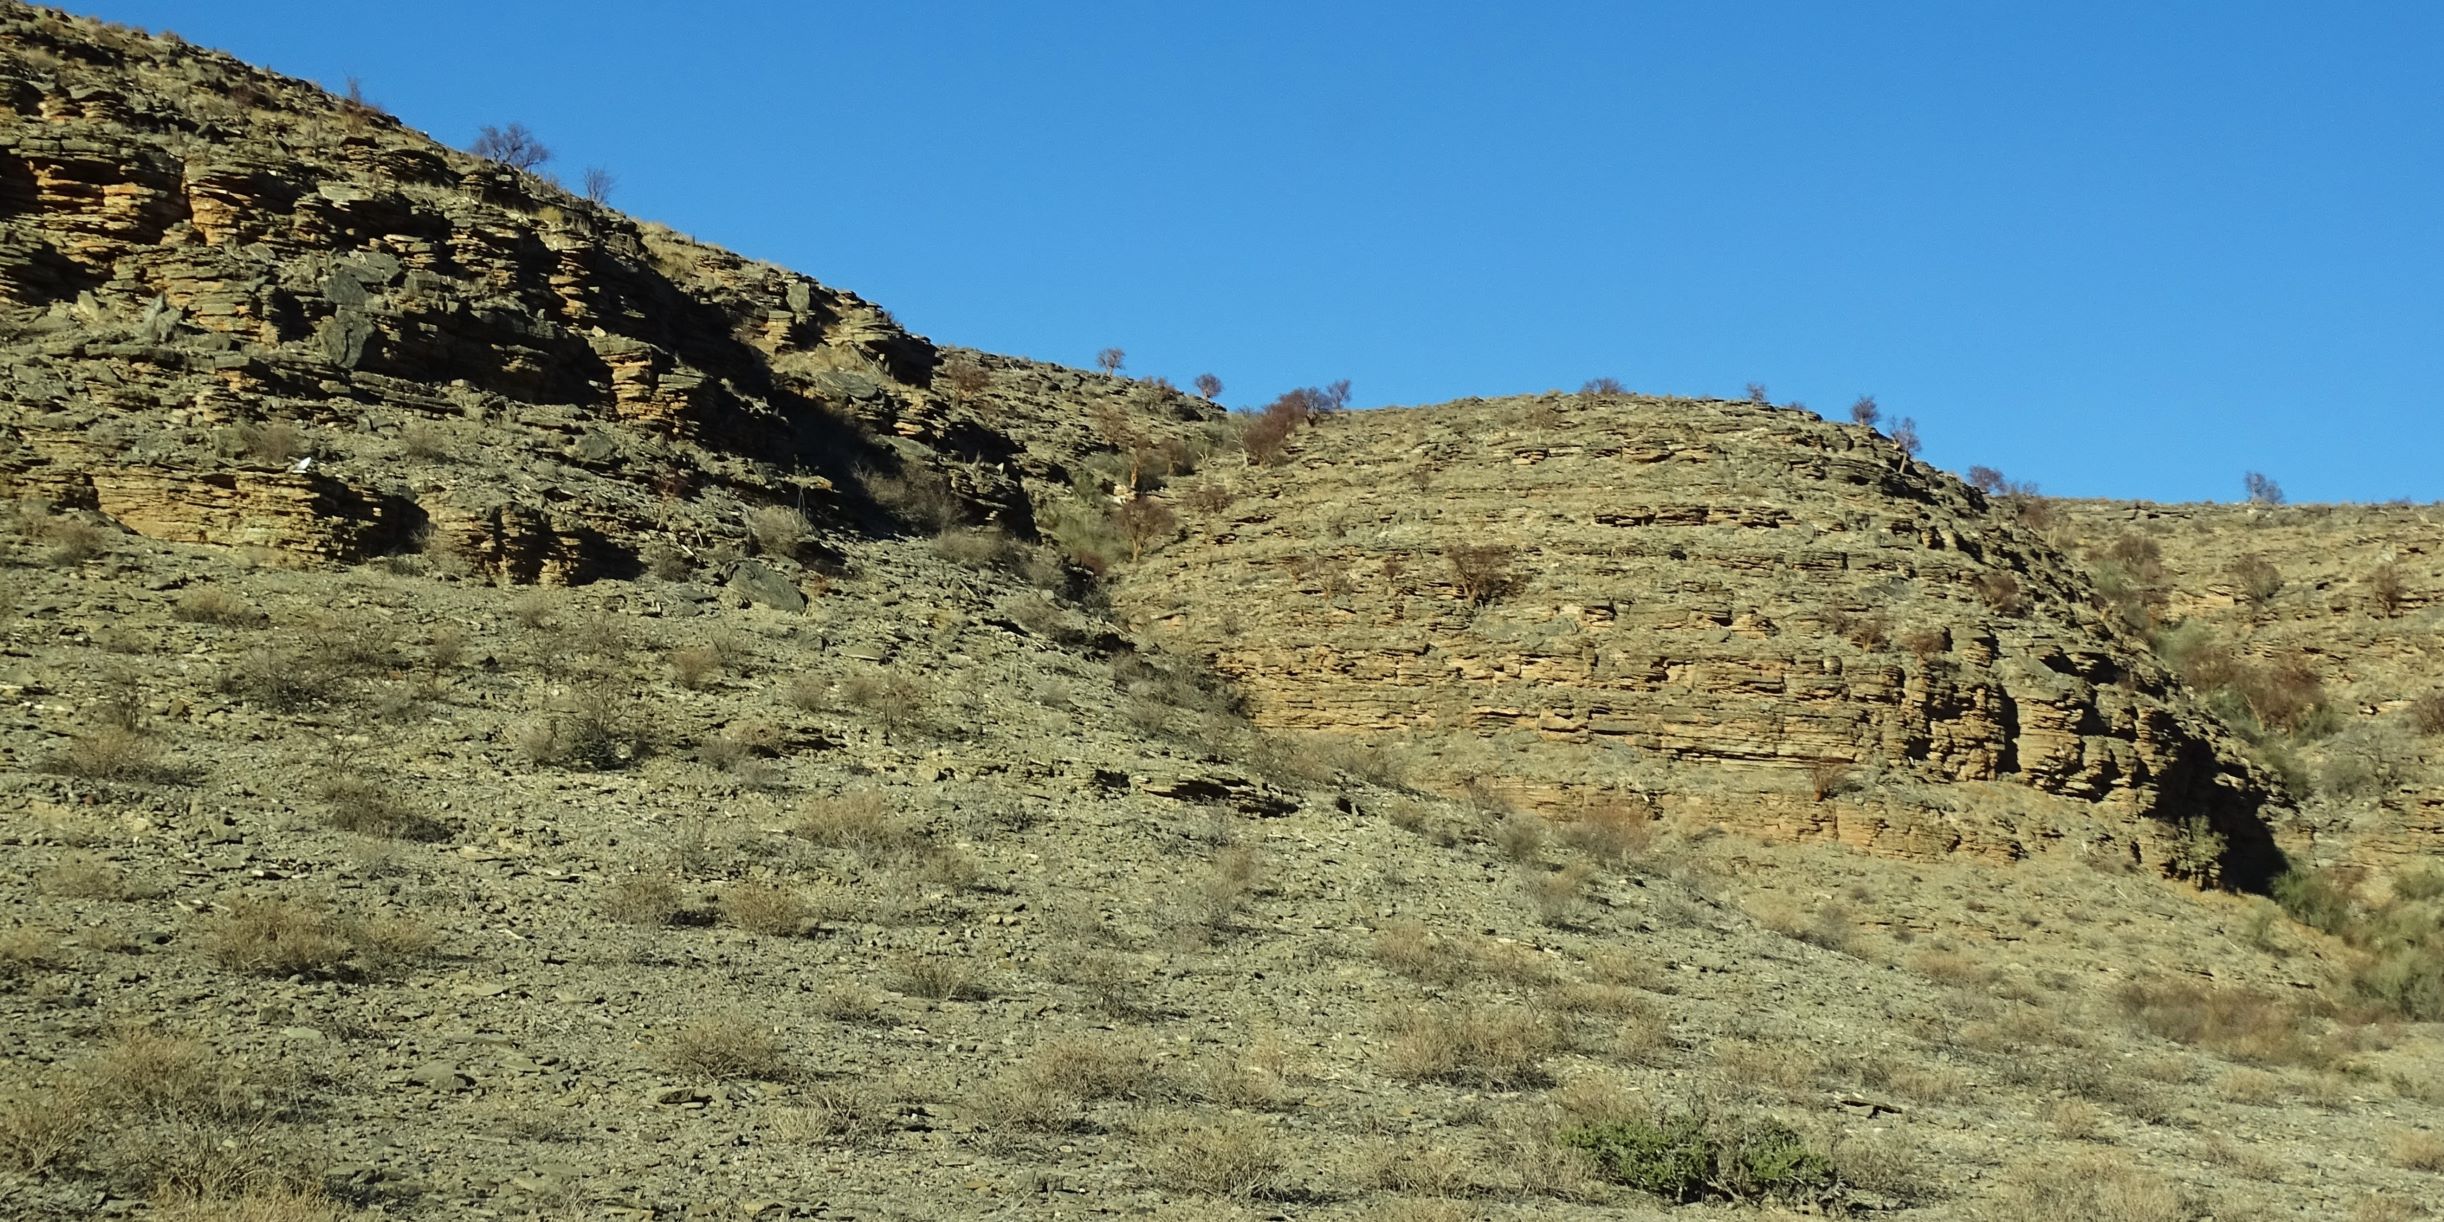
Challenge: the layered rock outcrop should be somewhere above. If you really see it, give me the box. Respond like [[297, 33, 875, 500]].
[[1115, 394, 2285, 884], [2057, 499, 2444, 880], [0, 7, 1215, 577]]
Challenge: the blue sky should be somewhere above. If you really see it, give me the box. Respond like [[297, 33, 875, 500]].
[[71, 1, 2443, 502]]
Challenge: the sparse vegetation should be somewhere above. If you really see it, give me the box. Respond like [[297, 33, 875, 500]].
[[470, 121, 551, 170], [744, 504, 809, 557], [663, 1017, 791, 1081], [1561, 1111, 1835, 1205], [1446, 542, 1521, 605]]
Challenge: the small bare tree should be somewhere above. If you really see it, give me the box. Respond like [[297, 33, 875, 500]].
[[472, 122, 552, 171], [1744, 383, 1770, 404], [1849, 396, 1881, 428], [1323, 379, 1353, 412], [1446, 544, 1521, 605], [939, 354, 991, 403], [1966, 465, 2006, 495], [1193, 373, 1223, 401], [1581, 377, 1626, 399], [1890, 416, 1922, 457], [1115, 498, 1179, 561], [2243, 471, 2284, 506], [1096, 347, 1126, 376], [582, 166, 615, 203]]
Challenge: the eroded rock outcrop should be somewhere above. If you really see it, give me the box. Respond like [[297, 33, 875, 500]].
[[0, 8, 1216, 577], [1114, 394, 2285, 884]]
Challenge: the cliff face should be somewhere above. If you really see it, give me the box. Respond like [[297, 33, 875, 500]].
[[0, 6, 1215, 581], [1113, 393, 2285, 885], [2057, 499, 2444, 880]]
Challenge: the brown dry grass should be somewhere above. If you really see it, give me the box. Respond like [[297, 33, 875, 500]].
[[1382, 1004, 1560, 1088], [662, 1017, 792, 1081], [718, 881, 810, 935], [1136, 1111, 1292, 1199]]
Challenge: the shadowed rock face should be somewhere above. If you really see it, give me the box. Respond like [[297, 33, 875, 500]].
[[2057, 498, 2444, 883], [1114, 393, 2285, 887], [0, 7, 1216, 579]]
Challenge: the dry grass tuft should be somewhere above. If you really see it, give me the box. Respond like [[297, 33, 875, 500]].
[[2117, 978, 2335, 1067], [203, 899, 433, 979], [1996, 1151, 2189, 1221], [2391, 1129, 2444, 1172], [1383, 1004, 1560, 1089], [772, 1081, 894, 1148], [718, 881, 810, 936], [600, 872, 686, 926], [793, 790, 924, 859], [662, 1017, 792, 1081], [174, 586, 266, 627], [1136, 1112, 1292, 1199]]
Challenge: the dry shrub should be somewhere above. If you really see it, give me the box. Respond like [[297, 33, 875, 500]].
[[1446, 543, 1521, 604], [837, 665, 931, 740], [892, 954, 984, 1002], [814, 982, 888, 1025], [1973, 570, 2028, 615], [1012, 1036, 1157, 1105], [202, 899, 352, 978], [1522, 861, 1595, 927], [772, 1081, 893, 1148], [793, 790, 922, 859], [23, 511, 114, 565], [933, 526, 1021, 571], [1383, 1005, 1560, 1088], [2410, 691, 2444, 737], [1715, 1039, 1822, 1096], [174, 587, 265, 627], [1190, 845, 1264, 933], [37, 855, 152, 900], [662, 1017, 791, 1081], [600, 873, 684, 926], [1559, 802, 1653, 867], [745, 505, 809, 557], [398, 420, 453, 462], [2117, 978, 2333, 1067], [513, 684, 643, 769], [2389, 1130, 2444, 1172], [1805, 759, 1853, 802], [669, 645, 723, 689], [2228, 554, 2284, 607], [718, 881, 809, 936], [42, 725, 185, 785], [1191, 1039, 1297, 1111], [1996, 1151, 2188, 1222], [319, 775, 451, 842], [0, 928, 63, 988], [236, 419, 305, 464], [1137, 1112, 1292, 1199], [2048, 1098, 2106, 1141], [2367, 562, 2407, 618]]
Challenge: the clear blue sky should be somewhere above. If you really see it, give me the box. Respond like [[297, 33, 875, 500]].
[[70, 1, 2444, 502]]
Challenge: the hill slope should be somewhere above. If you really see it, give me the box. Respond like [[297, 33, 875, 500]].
[[5, 7, 2443, 1222], [1112, 393, 2286, 886]]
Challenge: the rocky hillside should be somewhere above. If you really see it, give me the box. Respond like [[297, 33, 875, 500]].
[[9, 8, 2444, 1222], [2056, 499, 2444, 879], [1112, 393, 2287, 887], [0, 2, 1218, 586]]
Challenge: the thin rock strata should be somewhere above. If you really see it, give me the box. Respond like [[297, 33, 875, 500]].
[[1115, 393, 2285, 885], [0, 9, 1216, 580]]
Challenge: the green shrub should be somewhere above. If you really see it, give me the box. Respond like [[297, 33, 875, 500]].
[[2273, 867, 2358, 936], [1560, 1113, 1835, 1204]]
